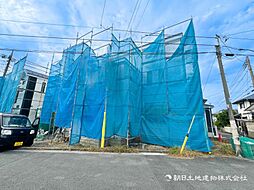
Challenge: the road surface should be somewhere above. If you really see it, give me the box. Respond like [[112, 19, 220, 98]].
[[0, 149, 253, 190]]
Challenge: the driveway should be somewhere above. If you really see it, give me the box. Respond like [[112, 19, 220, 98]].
[[0, 150, 253, 190]]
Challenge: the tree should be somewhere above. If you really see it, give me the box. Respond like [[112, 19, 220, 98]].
[[214, 109, 229, 129], [214, 109, 237, 129]]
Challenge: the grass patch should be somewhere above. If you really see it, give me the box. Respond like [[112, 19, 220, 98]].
[[32, 141, 139, 153], [212, 141, 235, 156], [32, 139, 236, 157], [71, 144, 139, 153], [167, 147, 206, 158], [166, 141, 235, 158]]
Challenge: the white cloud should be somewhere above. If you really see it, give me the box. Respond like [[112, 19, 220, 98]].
[[0, 0, 253, 111]]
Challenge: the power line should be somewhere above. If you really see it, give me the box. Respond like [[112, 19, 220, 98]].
[[3, 17, 253, 40], [218, 35, 245, 62], [0, 33, 77, 41], [226, 37, 254, 41], [130, 0, 142, 30], [225, 29, 254, 37], [134, 0, 150, 30], [0, 31, 218, 42], [0, 18, 99, 29], [0, 47, 217, 55], [202, 55, 217, 92], [229, 69, 248, 93], [232, 87, 254, 102], [125, 0, 141, 36], [100, 0, 107, 27], [0, 35, 218, 48], [222, 45, 254, 53], [0, 37, 71, 46], [227, 62, 246, 90], [229, 72, 253, 102], [216, 101, 226, 111], [0, 18, 162, 34], [206, 92, 223, 99], [0, 33, 220, 55], [0, 53, 50, 73]]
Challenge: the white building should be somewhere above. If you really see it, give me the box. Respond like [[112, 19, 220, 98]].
[[12, 69, 48, 122], [233, 94, 254, 138], [233, 94, 254, 120]]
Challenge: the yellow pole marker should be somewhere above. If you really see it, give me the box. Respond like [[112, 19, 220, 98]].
[[100, 111, 106, 148], [180, 115, 196, 155], [180, 135, 189, 154]]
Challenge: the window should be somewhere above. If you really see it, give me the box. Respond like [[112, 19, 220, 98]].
[[41, 82, 46, 93], [20, 76, 36, 116], [240, 103, 245, 109], [3, 116, 31, 128]]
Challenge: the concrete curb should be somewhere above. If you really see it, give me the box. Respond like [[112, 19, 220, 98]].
[[16, 149, 167, 156], [17, 147, 254, 162]]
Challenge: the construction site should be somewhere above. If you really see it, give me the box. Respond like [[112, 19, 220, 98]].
[[0, 18, 215, 153], [1, 1, 254, 190]]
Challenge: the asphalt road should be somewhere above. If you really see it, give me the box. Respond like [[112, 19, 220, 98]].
[[0, 150, 253, 190]]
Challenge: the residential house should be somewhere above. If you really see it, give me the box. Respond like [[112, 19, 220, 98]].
[[233, 94, 254, 138], [233, 94, 254, 120], [12, 69, 48, 122]]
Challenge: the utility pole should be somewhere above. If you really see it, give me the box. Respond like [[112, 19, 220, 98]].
[[3, 51, 13, 77], [215, 35, 241, 155], [245, 56, 254, 88]]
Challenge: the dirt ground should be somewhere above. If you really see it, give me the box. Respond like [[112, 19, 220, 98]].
[[26, 137, 236, 158]]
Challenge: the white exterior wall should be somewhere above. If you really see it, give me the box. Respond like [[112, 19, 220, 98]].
[[12, 70, 48, 122], [237, 100, 253, 120], [12, 78, 28, 114], [29, 76, 47, 121]]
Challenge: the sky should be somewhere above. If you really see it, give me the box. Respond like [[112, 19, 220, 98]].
[[0, 0, 254, 113]]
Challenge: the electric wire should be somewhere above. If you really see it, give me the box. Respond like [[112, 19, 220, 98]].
[[219, 36, 245, 62], [202, 55, 217, 92], [125, 0, 141, 36], [134, 0, 151, 30], [100, 0, 107, 27], [225, 29, 254, 37]]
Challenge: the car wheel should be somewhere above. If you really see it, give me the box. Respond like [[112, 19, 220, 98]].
[[0, 146, 5, 152], [24, 139, 34, 147]]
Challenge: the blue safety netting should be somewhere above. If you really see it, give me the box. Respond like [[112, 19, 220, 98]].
[[0, 76, 3, 92], [55, 43, 86, 128], [141, 21, 211, 152], [0, 56, 26, 113], [40, 20, 211, 152], [40, 60, 62, 128], [40, 44, 85, 129], [105, 35, 142, 138], [70, 46, 106, 144]]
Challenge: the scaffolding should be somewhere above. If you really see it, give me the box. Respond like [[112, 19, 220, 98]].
[[39, 20, 211, 152]]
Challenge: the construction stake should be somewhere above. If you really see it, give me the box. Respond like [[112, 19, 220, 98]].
[[100, 111, 106, 148], [180, 115, 196, 154]]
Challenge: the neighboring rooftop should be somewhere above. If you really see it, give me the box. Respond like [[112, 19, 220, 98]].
[[232, 93, 254, 104], [203, 98, 214, 108]]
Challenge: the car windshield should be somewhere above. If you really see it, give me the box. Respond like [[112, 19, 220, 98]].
[[2, 116, 31, 128]]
